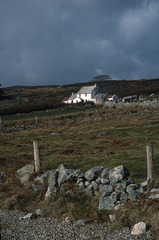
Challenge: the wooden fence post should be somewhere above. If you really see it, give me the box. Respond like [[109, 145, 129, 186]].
[[33, 141, 40, 173], [146, 144, 154, 190], [35, 116, 38, 126], [0, 117, 1, 132]]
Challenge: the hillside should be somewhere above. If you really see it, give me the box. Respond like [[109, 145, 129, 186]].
[[0, 78, 159, 116]]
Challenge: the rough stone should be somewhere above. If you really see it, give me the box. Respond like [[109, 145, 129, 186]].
[[120, 192, 128, 202], [128, 191, 140, 201], [21, 213, 36, 220], [149, 193, 159, 199], [114, 202, 124, 211], [111, 192, 120, 202], [57, 163, 67, 172], [48, 170, 58, 187], [131, 222, 146, 235], [126, 184, 138, 194], [101, 178, 110, 185], [78, 181, 85, 190], [101, 168, 111, 179], [99, 184, 114, 193], [85, 166, 104, 181], [36, 208, 44, 216], [109, 165, 130, 183], [32, 183, 43, 191], [150, 188, 159, 194], [92, 181, 98, 190], [45, 186, 56, 199], [34, 172, 50, 184], [85, 180, 91, 187], [98, 196, 115, 210], [17, 164, 34, 185], [95, 177, 101, 184], [58, 169, 69, 187], [109, 214, 116, 222]]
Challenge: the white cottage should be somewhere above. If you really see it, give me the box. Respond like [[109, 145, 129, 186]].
[[64, 84, 99, 104]]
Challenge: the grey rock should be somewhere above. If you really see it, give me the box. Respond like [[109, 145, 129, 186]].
[[95, 177, 101, 184], [58, 169, 69, 187], [99, 184, 114, 193], [78, 181, 85, 190], [70, 170, 83, 179], [101, 178, 110, 185], [17, 164, 34, 178], [85, 180, 91, 187], [109, 214, 116, 222], [77, 178, 83, 184], [85, 166, 104, 181], [150, 188, 159, 194], [141, 181, 148, 191], [126, 184, 138, 194], [111, 192, 120, 202], [32, 183, 43, 191], [57, 163, 67, 172], [115, 183, 126, 193], [101, 191, 110, 197], [120, 192, 128, 202], [48, 170, 58, 187], [34, 171, 49, 184], [114, 202, 124, 211], [128, 191, 140, 201], [99, 196, 115, 210], [141, 181, 148, 187], [22, 213, 36, 220], [36, 208, 44, 216], [109, 165, 130, 183], [149, 193, 159, 199], [101, 168, 111, 179], [92, 181, 98, 190], [17, 164, 34, 185], [98, 131, 108, 136], [45, 186, 56, 199], [138, 187, 144, 194]]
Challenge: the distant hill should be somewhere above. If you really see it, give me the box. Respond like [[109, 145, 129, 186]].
[[0, 78, 159, 115]]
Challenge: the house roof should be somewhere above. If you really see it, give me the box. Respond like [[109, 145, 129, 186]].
[[68, 93, 78, 101], [122, 95, 137, 100], [107, 94, 114, 98], [93, 93, 106, 99], [63, 97, 69, 101], [77, 84, 97, 94]]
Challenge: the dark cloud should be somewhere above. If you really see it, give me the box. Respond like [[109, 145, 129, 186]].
[[0, 0, 159, 87]]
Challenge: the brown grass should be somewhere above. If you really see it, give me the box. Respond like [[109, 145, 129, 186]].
[[0, 105, 159, 237]]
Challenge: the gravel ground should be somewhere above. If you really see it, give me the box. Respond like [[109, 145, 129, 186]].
[[0, 210, 155, 240]]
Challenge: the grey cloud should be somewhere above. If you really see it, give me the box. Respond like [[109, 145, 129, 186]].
[[0, 0, 159, 87]]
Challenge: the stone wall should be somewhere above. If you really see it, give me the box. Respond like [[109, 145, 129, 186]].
[[16, 164, 159, 211], [104, 100, 159, 109]]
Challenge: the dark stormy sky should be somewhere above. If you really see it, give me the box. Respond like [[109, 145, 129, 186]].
[[1, 0, 159, 87]]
